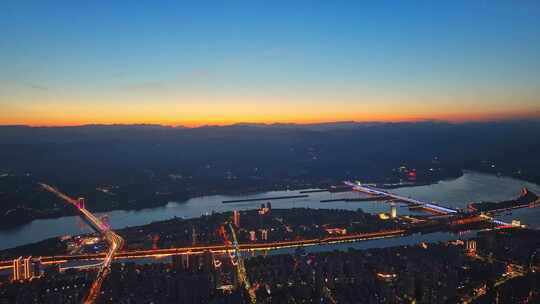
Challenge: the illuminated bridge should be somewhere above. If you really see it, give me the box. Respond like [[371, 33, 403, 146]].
[[345, 181, 511, 226], [344, 181, 458, 214], [39, 183, 124, 304]]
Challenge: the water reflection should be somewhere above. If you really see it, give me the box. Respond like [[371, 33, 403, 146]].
[[1, 171, 539, 250]]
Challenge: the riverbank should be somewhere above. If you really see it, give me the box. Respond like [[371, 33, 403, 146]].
[[0, 172, 462, 230], [0, 205, 494, 261], [5, 171, 534, 251]]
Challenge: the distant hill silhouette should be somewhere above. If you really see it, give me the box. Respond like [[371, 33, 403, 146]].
[[0, 120, 539, 227]]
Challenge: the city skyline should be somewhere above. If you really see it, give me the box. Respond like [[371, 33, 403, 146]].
[[2, 2, 540, 303], [2, 1, 540, 126]]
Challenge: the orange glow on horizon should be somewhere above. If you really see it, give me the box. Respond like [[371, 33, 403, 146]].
[[1, 93, 539, 128], [2, 82, 538, 127], [1, 110, 538, 128]]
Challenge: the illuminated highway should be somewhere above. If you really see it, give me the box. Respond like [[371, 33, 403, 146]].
[[0, 229, 406, 270], [228, 223, 256, 304], [0, 181, 522, 298], [40, 183, 124, 304], [0, 181, 520, 273]]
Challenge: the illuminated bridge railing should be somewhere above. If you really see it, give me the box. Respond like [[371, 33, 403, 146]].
[[424, 203, 458, 214], [492, 219, 511, 226], [346, 181, 458, 214]]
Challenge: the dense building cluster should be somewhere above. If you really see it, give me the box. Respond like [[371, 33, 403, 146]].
[[246, 244, 465, 303], [2, 229, 539, 303], [0, 207, 402, 261], [241, 229, 540, 304], [0, 267, 92, 304], [118, 208, 399, 251], [98, 259, 219, 303]]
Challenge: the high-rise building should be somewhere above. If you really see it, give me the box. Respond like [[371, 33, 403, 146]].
[[12, 257, 23, 281], [258, 203, 270, 215], [249, 230, 257, 242], [31, 258, 42, 278], [202, 250, 214, 273], [390, 204, 397, 219], [23, 257, 31, 280], [266, 202, 272, 210], [172, 254, 183, 270], [191, 227, 198, 245], [260, 229, 268, 241], [173, 254, 193, 272], [466, 239, 477, 255], [233, 210, 240, 227], [12, 256, 35, 281], [77, 197, 85, 209]]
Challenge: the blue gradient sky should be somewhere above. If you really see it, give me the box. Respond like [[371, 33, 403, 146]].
[[1, 1, 539, 126]]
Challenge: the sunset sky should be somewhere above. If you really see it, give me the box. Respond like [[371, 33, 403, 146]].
[[1, 1, 539, 126]]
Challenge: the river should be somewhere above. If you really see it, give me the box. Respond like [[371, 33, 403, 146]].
[[1, 171, 539, 250]]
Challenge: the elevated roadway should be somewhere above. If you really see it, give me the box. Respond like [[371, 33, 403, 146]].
[[344, 181, 458, 214], [40, 183, 124, 304], [345, 181, 512, 226], [0, 229, 406, 269]]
